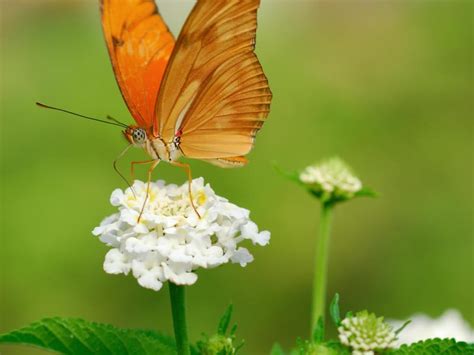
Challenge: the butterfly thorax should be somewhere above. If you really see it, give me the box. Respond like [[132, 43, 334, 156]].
[[123, 126, 181, 162], [144, 137, 182, 162]]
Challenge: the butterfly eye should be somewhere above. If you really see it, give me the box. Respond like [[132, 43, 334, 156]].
[[132, 128, 146, 144]]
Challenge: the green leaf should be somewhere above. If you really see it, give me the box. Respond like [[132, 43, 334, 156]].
[[308, 344, 338, 355], [235, 339, 245, 354], [272, 163, 302, 185], [329, 293, 341, 327], [296, 340, 343, 355], [354, 187, 378, 198], [0, 317, 176, 355], [324, 341, 351, 355], [312, 317, 325, 343], [394, 320, 411, 335], [229, 324, 238, 337], [270, 343, 286, 355], [217, 304, 233, 336], [387, 338, 474, 354], [190, 344, 201, 355]]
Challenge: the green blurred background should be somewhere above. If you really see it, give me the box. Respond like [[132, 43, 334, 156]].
[[1, 0, 473, 354]]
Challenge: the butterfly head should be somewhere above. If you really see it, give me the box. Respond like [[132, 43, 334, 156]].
[[124, 126, 147, 146]]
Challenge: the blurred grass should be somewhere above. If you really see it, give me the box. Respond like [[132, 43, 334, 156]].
[[1, 1, 473, 354]]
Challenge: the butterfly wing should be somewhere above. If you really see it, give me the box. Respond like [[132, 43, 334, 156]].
[[101, 0, 174, 129], [155, 0, 272, 161]]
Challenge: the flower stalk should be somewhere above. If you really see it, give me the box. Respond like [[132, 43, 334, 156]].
[[311, 201, 334, 334], [291, 157, 373, 337], [169, 283, 190, 355]]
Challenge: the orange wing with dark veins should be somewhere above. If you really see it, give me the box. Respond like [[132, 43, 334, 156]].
[[101, 0, 174, 129], [155, 0, 272, 163]]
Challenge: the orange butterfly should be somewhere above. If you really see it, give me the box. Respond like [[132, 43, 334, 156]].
[[101, 0, 272, 214], [101, 0, 271, 165], [39, 0, 272, 216]]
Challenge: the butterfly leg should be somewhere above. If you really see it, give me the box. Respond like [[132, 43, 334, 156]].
[[170, 161, 201, 219], [113, 144, 134, 195], [130, 159, 155, 181], [137, 159, 160, 223]]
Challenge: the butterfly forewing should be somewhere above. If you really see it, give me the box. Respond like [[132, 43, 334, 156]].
[[101, 0, 175, 129], [154, 0, 272, 160]]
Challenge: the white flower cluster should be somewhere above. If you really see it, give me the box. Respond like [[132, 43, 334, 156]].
[[338, 311, 396, 355], [389, 310, 474, 346], [92, 178, 270, 291], [299, 157, 362, 199]]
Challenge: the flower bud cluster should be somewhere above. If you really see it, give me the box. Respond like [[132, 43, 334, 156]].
[[338, 311, 396, 355], [299, 157, 362, 202]]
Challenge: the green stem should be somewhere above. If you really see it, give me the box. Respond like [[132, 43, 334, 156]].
[[311, 202, 334, 335], [169, 283, 190, 355]]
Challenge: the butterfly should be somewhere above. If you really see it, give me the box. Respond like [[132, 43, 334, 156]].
[[39, 0, 272, 217], [102, 0, 271, 164], [101, 0, 272, 214]]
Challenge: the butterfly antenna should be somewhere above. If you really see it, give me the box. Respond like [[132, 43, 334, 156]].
[[36, 102, 128, 128], [106, 115, 128, 127]]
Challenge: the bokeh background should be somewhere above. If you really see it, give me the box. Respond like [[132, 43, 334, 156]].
[[1, 0, 473, 354]]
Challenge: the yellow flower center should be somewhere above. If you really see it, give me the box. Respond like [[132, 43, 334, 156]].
[[196, 190, 207, 205]]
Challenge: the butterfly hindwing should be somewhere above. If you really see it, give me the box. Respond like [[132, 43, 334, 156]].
[[155, 0, 272, 160], [101, 0, 175, 129]]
